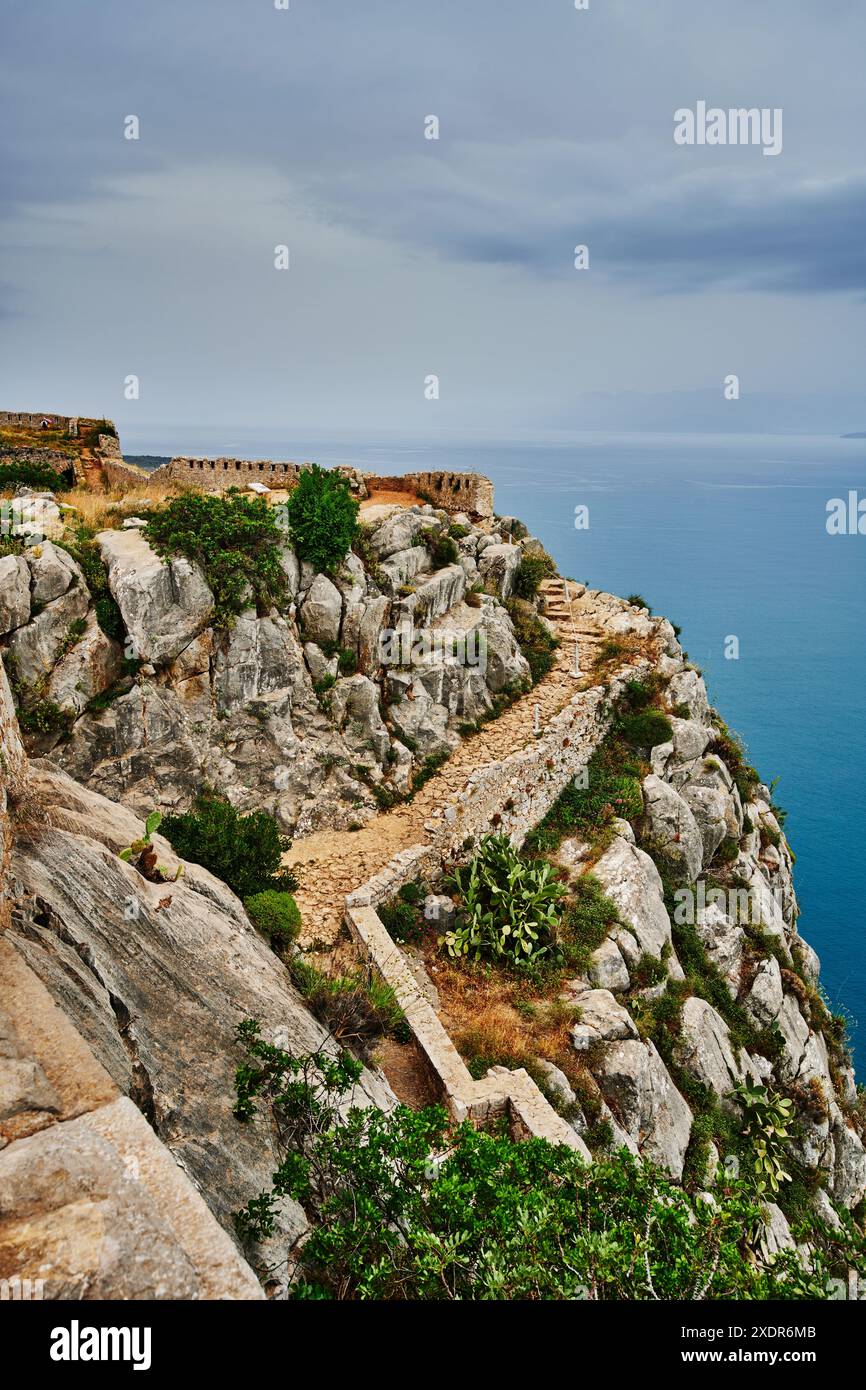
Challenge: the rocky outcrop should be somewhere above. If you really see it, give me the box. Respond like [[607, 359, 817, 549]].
[[4, 502, 533, 835], [4, 762, 395, 1261], [97, 529, 214, 665]]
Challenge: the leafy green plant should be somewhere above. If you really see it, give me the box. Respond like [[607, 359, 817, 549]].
[[512, 551, 556, 599], [118, 811, 182, 882], [441, 835, 567, 965], [231, 1027, 843, 1300], [421, 528, 459, 567], [244, 890, 301, 945], [288, 961, 408, 1048], [16, 698, 74, 739], [626, 593, 651, 611], [734, 1083, 794, 1196], [286, 463, 359, 573], [160, 791, 298, 900], [505, 597, 558, 684], [145, 491, 287, 628], [619, 710, 673, 749]]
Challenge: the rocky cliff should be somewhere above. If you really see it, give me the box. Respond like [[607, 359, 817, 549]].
[[1, 464, 863, 1298], [2, 500, 536, 834]]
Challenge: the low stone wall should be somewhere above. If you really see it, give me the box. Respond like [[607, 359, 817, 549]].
[[344, 646, 656, 1151], [0, 448, 75, 474]]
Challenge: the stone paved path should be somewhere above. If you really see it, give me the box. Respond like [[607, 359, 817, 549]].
[[288, 580, 614, 954]]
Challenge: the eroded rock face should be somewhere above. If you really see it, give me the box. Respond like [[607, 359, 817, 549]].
[[674, 997, 757, 1100], [593, 1040, 693, 1180], [593, 832, 676, 968], [6, 764, 396, 1250], [639, 775, 704, 883], [0, 556, 30, 635], [97, 529, 214, 666]]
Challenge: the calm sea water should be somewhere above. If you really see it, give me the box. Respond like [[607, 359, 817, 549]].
[[139, 430, 866, 1071]]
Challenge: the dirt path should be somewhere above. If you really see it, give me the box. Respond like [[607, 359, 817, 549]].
[[289, 578, 612, 953]]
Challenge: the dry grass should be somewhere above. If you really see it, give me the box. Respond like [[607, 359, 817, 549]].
[[434, 954, 581, 1081], [59, 479, 182, 534]]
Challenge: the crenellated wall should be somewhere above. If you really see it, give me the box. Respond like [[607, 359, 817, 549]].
[[149, 457, 494, 517]]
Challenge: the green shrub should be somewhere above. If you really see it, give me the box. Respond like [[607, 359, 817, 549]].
[[160, 791, 298, 900], [16, 698, 73, 739], [0, 460, 73, 492], [512, 551, 556, 599], [287, 962, 407, 1048], [244, 890, 301, 945], [145, 491, 287, 628], [422, 528, 459, 567], [620, 710, 673, 749], [505, 597, 557, 684], [441, 834, 567, 965], [560, 874, 623, 974], [525, 735, 644, 853], [286, 463, 359, 573], [231, 1027, 849, 1300], [626, 593, 651, 611]]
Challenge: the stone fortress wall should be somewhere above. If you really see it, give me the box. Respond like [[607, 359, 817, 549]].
[[150, 457, 494, 518], [0, 411, 78, 433]]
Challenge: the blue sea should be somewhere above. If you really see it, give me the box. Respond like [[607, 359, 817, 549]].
[[138, 430, 866, 1072]]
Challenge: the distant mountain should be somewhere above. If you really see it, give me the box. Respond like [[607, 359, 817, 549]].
[[841, 432, 866, 439]]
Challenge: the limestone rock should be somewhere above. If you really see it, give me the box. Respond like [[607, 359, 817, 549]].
[[7, 765, 395, 1245], [97, 529, 214, 666], [27, 542, 81, 606], [587, 938, 630, 992], [572, 989, 638, 1047], [299, 573, 343, 647], [46, 612, 124, 716], [0, 555, 30, 635], [592, 1040, 693, 1180], [674, 997, 757, 1100], [593, 832, 675, 966], [477, 542, 521, 600], [5, 585, 89, 691], [639, 775, 704, 884]]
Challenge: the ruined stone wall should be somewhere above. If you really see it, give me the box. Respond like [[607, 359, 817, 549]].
[[367, 470, 494, 519], [151, 456, 494, 517], [0, 411, 77, 432], [150, 456, 305, 492]]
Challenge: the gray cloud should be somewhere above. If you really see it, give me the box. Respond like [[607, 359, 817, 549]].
[[1, 0, 865, 434]]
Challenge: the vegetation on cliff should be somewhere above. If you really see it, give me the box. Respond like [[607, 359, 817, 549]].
[[232, 1028, 863, 1300], [285, 463, 359, 573], [145, 491, 289, 627]]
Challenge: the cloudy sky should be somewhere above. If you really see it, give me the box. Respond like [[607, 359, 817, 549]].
[[1, 0, 864, 450]]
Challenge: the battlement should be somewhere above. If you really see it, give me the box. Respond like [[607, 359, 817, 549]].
[[150, 457, 494, 518]]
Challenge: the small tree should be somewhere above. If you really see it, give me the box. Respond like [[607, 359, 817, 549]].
[[286, 464, 359, 573]]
